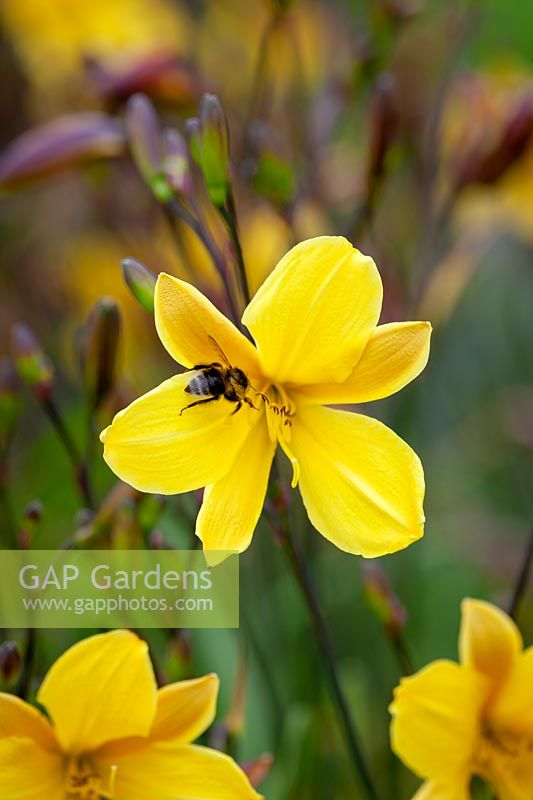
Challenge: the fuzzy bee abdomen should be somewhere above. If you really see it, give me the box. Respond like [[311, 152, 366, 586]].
[[185, 368, 226, 397]]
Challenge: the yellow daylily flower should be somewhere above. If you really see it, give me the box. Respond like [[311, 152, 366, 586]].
[[390, 599, 533, 799], [101, 236, 431, 562], [0, 629, 261, 800]]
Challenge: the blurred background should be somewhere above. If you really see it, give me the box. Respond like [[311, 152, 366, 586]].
[[0, 0, 532, 797]]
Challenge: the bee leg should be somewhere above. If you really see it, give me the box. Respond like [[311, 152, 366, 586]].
[[180, 397, 218, 415], [230, 401, 242, 415], [243, 396, 260, 411]]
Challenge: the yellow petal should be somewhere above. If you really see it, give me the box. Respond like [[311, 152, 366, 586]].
[[297, 321, 432, 404], [390, 660, 486, 782], [150, 674, 219, 743], [0, 737, 64, 799], [95, 741, 262, 800], [412, 780, 470, 800], [155, 273, 261, 378], [242, 236, 382, 385], [0, 692, 58, 751], [489, 647, 533, 737], [290, 403, 425, 556], [37, 630, 157, 754], [196, 414, 275, 564], [101, 373, 256, 494], [459, 599, 522, 686]]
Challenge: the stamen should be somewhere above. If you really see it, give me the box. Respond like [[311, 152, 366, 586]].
[[65, 758, 118, 800], [277, 434, 300, 488]]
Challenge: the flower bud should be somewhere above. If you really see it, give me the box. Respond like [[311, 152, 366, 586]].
[[18, 500, 43, 550], [0, 642, 21, 684], [163, 129, 193, 196], [188, 94, 230, 207], [362, 563, 406, 636], [454, 94, 533, 190], [0, 113, 125, 189], [11, 324, 54, 402], [241, 755, 274, 788], [125, 94, 173, 203], [79, 298, 121, 411], [0, 358, 21, 447], [121, 258, 156, 313]]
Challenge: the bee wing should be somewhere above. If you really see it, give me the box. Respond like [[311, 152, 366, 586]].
[[207, 335, 233, 369]]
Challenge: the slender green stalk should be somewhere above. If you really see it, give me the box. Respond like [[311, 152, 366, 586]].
[[508, 528, 533, 621], [166, 198, 243, 327], [272, 468, 379, 799], [15, 628, 36, 700], [280, 523, 380, 800], [42, 398, 94, 509], [218, 192, 251, 310]]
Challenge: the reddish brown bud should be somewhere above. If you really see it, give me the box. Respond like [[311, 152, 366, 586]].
[[0, 113, 125, 189], [78, 298, 121, 411], [362, 563, 407, 636], [455, 94, 533, 190], [241, 754, 274, 788], [0, 641, 21, 684]]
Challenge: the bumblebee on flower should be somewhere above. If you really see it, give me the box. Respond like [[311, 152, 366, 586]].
[[101, 235, 432, 564]]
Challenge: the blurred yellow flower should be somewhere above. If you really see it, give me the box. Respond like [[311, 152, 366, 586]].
[[0, 0, 188, 93], [390, 599, 533, 799], [101, 236, 430, 562], [0, 629, 261, 799]]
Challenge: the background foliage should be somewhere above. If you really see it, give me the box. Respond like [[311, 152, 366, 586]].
[[0, 1, 531, 797]]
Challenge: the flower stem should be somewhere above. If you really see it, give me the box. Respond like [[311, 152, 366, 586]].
[[218, 191, 251, 310], [273, 481, 380, 799], [42, 398, 94, 509], [508, 528, 533, 621]]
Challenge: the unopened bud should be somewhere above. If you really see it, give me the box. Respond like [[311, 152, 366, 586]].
[[362, 563, 406, 636], [0, 642, 21, 684], [188, 94, 230, 207], [79, 298, 121, 411], [125, 94, 173, 203], [241, 754, 274, 788], [0, 358, 21, 446], [0, 113, 125, 189], [163, 129, 193, 196], [455, 94, 533, 190], [121, 258, 156, 313], [11, 324, 54, 402], [18, 500, 43, 550]]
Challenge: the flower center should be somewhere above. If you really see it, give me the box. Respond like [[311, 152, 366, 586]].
[[65, 757, 117, 800], [261, 384, 300, 488], [472, 723, 533, 793]]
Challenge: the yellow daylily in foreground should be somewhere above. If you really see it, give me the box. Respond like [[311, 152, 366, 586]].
[[390, 599, 533, 799], [0, 630, 261, 800], [101, 236, 431, 563]]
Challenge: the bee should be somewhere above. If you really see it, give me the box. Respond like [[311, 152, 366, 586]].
[[180, 335, 258, 415]]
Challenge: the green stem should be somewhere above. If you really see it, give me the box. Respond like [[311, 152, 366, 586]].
[[508, 528, 533, 621], [273, 473, 380, 799], [42, 398, 94, 509], [218, 192, 251, 310]]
